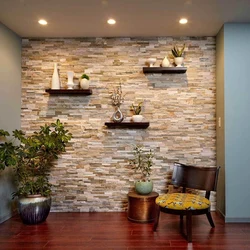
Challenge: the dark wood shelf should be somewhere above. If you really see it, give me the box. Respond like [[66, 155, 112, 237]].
[[143, 67, 187, 74], [45, 89, 92, 95], [105, 122, 150, 129]]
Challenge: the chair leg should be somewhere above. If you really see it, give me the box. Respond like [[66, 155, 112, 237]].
[[186, 211, 192, 242], [153, 205, 160, 231], [206, 212, 215, 228], [179, 215, 184, 233]]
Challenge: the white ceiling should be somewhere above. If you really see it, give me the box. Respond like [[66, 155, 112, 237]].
[[0, 0, 250, 38]]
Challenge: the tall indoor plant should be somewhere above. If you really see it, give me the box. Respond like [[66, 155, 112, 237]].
[[130, 145, 154, 195], [0, 119, 72, 224]]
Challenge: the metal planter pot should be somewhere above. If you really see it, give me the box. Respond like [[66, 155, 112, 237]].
[[18, 195, 51, 225]]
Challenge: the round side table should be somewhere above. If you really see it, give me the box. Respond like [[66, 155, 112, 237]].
[[127, 191, 159, 223]]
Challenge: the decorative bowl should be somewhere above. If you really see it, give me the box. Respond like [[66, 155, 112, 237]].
[[146, 58, 157, 67]]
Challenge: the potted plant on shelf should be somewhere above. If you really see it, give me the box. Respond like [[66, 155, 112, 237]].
[[130, 101, 144, 122], [0, 119, 72, 225], [80, 73, 90, 89], [130, 145, 154, 195], [171, 44, 185, 67]]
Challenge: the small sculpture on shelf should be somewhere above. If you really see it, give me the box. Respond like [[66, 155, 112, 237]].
[[146, 58, 157, 67], [161, 56, 170, 67], [80, 73, 90, 89], [171, 44, 186, 67], [130, 101, 144, 122], [51, 63, 61, 89], [111, 83, 125, 123], [66, 71, 74, 89]]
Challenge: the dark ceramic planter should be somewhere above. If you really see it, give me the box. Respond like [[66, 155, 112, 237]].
[[18, 195, 51, 225]]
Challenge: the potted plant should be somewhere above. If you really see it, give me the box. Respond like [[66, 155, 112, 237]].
[[131, 101, 144, 122], [80, 73, 90, 89], [171, 44, 185, 67], [0, 119, 72, 224], [130, 145, 154, 195]]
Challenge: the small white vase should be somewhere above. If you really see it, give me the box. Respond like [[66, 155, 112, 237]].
[[80, 79, 90, 89], [174, 57, 184, 67], [51, 63, 60, 89], [147, 58, 156, 67], [132, 115, 143, 122], [161, 56, 170, 67], [67, 71, 74, 89]]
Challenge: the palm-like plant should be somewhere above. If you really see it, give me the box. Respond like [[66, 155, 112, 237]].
[[131, 101, 143, 115], [172, 44, 186, 57]]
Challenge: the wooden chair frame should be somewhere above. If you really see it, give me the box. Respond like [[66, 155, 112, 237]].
[[153, 162, 220, 242]]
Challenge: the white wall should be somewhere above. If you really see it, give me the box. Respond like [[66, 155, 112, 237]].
[[0, 22, 21, 223], [217, 23, 250, 222]]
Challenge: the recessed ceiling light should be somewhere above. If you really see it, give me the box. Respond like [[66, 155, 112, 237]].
[[107, 19, 116, 25], [38, 19, 48, 25], [179, 18, 188, 24]]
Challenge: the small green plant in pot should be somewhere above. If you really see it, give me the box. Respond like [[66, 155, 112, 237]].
[[0, 119, 72, 224], [131, 101, 144, 122], [130, 145, 154, 195], [80, 73, 90, 89], [171, 44, 186, 67]]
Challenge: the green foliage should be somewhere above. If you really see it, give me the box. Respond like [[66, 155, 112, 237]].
[[81, 74, 89, 80], [130, 145, 154, 181], [171, 44, 185, 57], [0, 119, 72, 198], [131, 101, 143, 115]]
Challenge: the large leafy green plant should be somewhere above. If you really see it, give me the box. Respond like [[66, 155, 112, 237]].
[[0, 119, 72, 198]]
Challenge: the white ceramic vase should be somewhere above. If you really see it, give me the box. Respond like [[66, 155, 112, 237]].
[[80, 79, 90, 89], [51, 63, 60, 89], [132, 115, 143, 122], [162, 56, 170, 67], [67, 71, 74, 89], [174, 57, 184, 67]]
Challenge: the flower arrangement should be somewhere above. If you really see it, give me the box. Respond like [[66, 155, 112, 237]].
[[111, 84, 125, 107]]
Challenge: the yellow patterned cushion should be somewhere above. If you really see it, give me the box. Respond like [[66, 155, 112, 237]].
[[156, 193, 210, 210]]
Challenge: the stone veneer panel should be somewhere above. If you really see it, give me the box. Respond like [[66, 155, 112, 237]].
[[21, 37, 216, 212]]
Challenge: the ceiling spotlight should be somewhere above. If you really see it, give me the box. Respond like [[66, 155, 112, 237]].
[[179, 18, 188, 24], [38, 19, 48, 25], [107, 19, 116, 25]]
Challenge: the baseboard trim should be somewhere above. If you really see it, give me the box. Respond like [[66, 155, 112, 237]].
[[225, 217, 250, 223], [216, 209, 225, 220], [0, 210, 17, 224]]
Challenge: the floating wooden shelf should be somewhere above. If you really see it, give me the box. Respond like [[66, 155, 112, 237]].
[[45, 89, 92, 95], [105, 122, 150, 129], [143, 67, 187, 74]]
